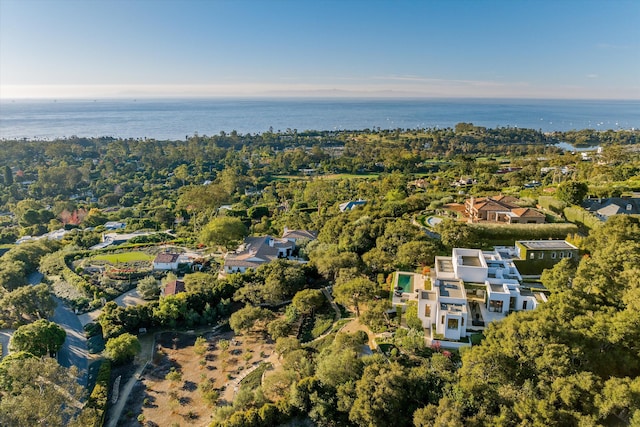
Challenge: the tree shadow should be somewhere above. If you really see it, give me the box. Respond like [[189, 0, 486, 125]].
[[182, 380, 197, 392]]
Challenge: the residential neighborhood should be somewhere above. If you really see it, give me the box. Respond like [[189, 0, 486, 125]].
[[0, 126, 638, 427]]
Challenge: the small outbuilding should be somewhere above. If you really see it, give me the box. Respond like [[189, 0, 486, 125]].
[[153, 253, 180, 271]]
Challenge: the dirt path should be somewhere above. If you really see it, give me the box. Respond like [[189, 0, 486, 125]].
[[339, 317, 378, 350], [220, 350, 280, 403], [322, 286, 341, 322], [307, 286, 342, 344], [105, 332, 156, 427]]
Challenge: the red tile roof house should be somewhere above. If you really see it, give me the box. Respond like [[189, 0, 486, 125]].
[[464, 196, 545, 224], [153, 253, 180, 271], [163, 279, 186, 296]]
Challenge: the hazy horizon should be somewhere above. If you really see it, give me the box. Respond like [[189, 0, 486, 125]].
[[1, 0, 639, 100]]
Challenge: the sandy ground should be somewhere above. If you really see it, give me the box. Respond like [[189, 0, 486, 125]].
[[111, 330, 276, 427], [339, 317, 378, 350]]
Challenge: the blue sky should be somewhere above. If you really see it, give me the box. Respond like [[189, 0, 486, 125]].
[[1, 0, 638, 99]]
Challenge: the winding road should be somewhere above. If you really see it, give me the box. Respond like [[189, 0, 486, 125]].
[[52, 296, 89, 386], [26, 272, 90, 386]]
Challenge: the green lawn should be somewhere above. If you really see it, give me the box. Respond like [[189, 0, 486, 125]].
[[272, 173, 380, 181], [318, 173, 380, 180], [91, 251, 155, 264]]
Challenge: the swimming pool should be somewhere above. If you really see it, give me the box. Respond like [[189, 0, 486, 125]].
[[396, 273, 413, 293], [426, 216, 443, 227]]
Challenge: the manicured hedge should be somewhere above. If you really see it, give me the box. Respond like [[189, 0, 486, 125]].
[[470, 222, 579, 246], [538, 196, 567, 214], [79, 360, 111, 427], [563, 206, 602, 230]]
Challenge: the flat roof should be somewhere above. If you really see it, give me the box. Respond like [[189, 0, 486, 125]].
[[439, 281, 465, 298], [421, 291, 436, 300], [461, 255, 482, 267], [440, 303, 466, 313], [437, 258, 454, 273], [518, 240, 577, 250], [490, 283, 507, 293]]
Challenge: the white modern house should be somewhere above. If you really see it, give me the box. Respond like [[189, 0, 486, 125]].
[[394, 247, 546, 344], [339, 199, 367, 212]]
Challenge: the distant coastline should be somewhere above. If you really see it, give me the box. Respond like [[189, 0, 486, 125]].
[[1, 98, 638, 141]]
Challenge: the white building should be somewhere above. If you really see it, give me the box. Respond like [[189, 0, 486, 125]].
[[153, 253, 180, 271], [104, 221, 126, 230], [222, 229, 317, 275], [394, 247, 546, 344]]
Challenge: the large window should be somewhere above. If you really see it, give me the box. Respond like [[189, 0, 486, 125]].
[[447, 318, 459, 330], [489, 300, 503, 313]]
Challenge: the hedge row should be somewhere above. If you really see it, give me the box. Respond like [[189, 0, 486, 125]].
[[538, 196, 567, 214], [563, 206, 602, 230], [78, 360, 111, 427], [471, 222, 579, 246], [61, 253, 102, 308]]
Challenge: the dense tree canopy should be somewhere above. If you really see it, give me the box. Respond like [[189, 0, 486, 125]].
[[105, 332, 141, 365], [556, 181, 589, 205], [200, 216, 248, 249], [0, 354, 84, 427], [10, 319, 66, 357], [1, 127, 639, 427]]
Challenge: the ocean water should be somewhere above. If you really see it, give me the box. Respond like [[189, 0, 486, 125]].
[[0, 98, 638, 141]]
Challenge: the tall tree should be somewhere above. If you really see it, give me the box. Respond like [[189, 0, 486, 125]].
[[556, 181, 589, 205], [200, 216, 248, 250], [3, 165, 13, 186], [434, 219, 478, 250], [292, 289, 325, 315], [136, 275, 160, 300], [104, 332, 141, 365], [229, 305, 273, 335], [10, 319, 66, 357], [332, 276, 378, 317], [1, 283, 56, 324]]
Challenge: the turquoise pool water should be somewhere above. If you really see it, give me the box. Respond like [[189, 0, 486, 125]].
[[397, 273, 413, 293]]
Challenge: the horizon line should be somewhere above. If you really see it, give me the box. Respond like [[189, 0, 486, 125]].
[[2, 95, 639, 102]]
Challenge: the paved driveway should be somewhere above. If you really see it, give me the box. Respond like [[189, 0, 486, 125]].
[[78, 288, 147, 326], [0, 329, 14, 358], [52, 297, 88, 386]]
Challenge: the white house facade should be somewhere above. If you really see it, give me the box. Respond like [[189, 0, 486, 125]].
[[395, 247, 547, 343]]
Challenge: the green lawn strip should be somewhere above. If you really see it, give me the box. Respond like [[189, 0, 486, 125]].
[[91, 251, 155, 264], [470, 333, 485, 346]]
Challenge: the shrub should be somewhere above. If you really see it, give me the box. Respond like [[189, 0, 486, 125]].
[[105, 333, 141, 365], [165, 367, 182, 383], [80, 360, 111, 427]]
